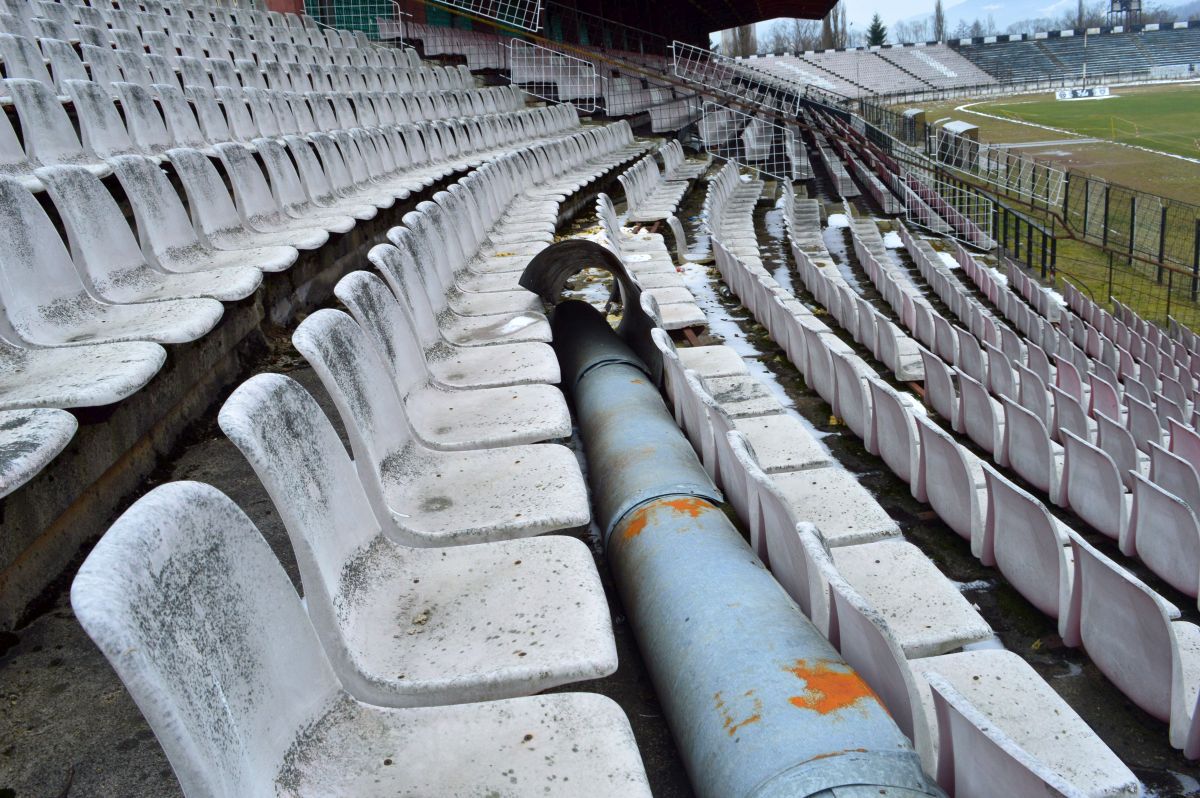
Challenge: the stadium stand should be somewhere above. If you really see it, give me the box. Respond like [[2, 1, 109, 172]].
[[8, 1, 1200, 796]]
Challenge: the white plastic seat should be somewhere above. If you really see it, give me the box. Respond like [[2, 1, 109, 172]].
[[113, 82, 175, 157], [1149, 442, 1200, 511], [72, 481, 649, 795], [914, 414, 988, 559], [1095, 411, 1148, 493], [925, 673, 1096, 798], [0, 408, 77, 498], [282, 134, 379, 221], [168, 146, 328, 252], [1050, 385, 1095, 444], [1066, 532, 1200, 754], [684, 371, 830, 482], [1128, 472, 1200, 598], [1001, 397, 1063, 497], [64, 79, 144, 161], [293, 310, 589, 546], [957, 370, 1005, 460], [1058, 430, 1131, 546], [868, 378, 922, 486], [108, 154, 299, 276], [38, 165, 262, 303], [152, 83, 213, 151], [0, 176, 222, 347], [980, 464, 1074, 638], [0, 332, 165, 410], [214, 141, 352, 238], [6, 78, 111, 176], [828, 564, 1138, 793], [372, 234, 554, 352], [335, 271, 570, 450], [726, 431, 986, 658], [919, 345, 959, 430], [0, 33, 54, 87]]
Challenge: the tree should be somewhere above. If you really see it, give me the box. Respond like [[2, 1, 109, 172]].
[[933, 0, 946, 42], [821, 1, 849, 49], [866, 13, 888, 46]]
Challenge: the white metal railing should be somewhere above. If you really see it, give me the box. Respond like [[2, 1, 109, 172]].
[[672, 41, 803, 116], [429, 0, 543, 31], [933, 128, 1066, 207], [508, 39, 601, 111], [699, 101, 806, 183]]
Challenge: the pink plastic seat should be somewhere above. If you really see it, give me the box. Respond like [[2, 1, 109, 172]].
[[1066, 533, 1200, 754]]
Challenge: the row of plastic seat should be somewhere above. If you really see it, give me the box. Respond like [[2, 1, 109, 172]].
[[697, 208, 1143, 792], [0, 101, 584, 501], [594, 192, 704, 330], [776, 192, 921, 384], [919, 242, 1200, 604], [758, 194, 1195, 779], [0, 30, 476, 100], [616, 147, 689, 224], [703, 160, 765, 267], [863, 216, 1200, 759], [1, 73, 535, 188], [67, 108, 658, 795], [4, 0, 380, 56]]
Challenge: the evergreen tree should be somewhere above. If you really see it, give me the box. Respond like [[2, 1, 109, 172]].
[[933, 0, 946, 41], [866, 13, 888, 46]]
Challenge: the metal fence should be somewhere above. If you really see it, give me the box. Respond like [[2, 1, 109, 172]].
[[508, 38, 602, 110], [699, 102, 805, 183], [931, 128, 1067, 208], [428, 0, 543, 31], [671, 41, 803, 117]]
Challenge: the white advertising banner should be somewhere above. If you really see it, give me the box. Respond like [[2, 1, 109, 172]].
[[1055, 86, 1112, 100]]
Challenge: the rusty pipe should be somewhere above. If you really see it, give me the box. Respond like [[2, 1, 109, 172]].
[[551, 299, 942, 798]]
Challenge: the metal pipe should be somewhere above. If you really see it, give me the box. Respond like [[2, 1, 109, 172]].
[[552, 300, 942, 798]]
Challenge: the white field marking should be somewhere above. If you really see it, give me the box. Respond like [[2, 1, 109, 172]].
[[953, 99, 1200, 166]]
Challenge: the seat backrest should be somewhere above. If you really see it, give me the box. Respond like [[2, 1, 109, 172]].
[[71, 481, 341, 798], [0, 33, 54, 85], [36, 165, 149, 296], [1065, 531, 1177, 720], [108, 153, 211, 262], [64, 78, 138, 159], [1128, 471, 1200, 596], [925, 673, 1088, 798], [292, 304, 416, 510], [1001, 397, 1055, 495], [0, 176, 91, 340], [919, 344, 958, 424], [1095, 411, 1139, 493], [957, 370, 999, 456], [114, 82, 172, 154], [981, 463, 1072, 632], [1060, 430, 1128, 545], [1169, 418, 1200, 474], [826, 565, 929, 763], [370, 236, 443, 351], [867, 377, 918, 485], [1050, 386, 1089, 444], [914, 414, 982, 554], [1148, 442, 1200, 510], [7, 78, 89, 167], [167, 147, 247, 238]]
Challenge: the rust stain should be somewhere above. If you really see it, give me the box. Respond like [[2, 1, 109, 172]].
[[630, 378, 645, 384], [659, 497, 711, 518], [622, 507, 650, 540], [714, 690, 763, 737], [622, 497, 714, 540], [784, 659, 878, 716]]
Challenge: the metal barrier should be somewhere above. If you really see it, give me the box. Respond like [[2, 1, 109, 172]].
[[508, 38, 601, 111]]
